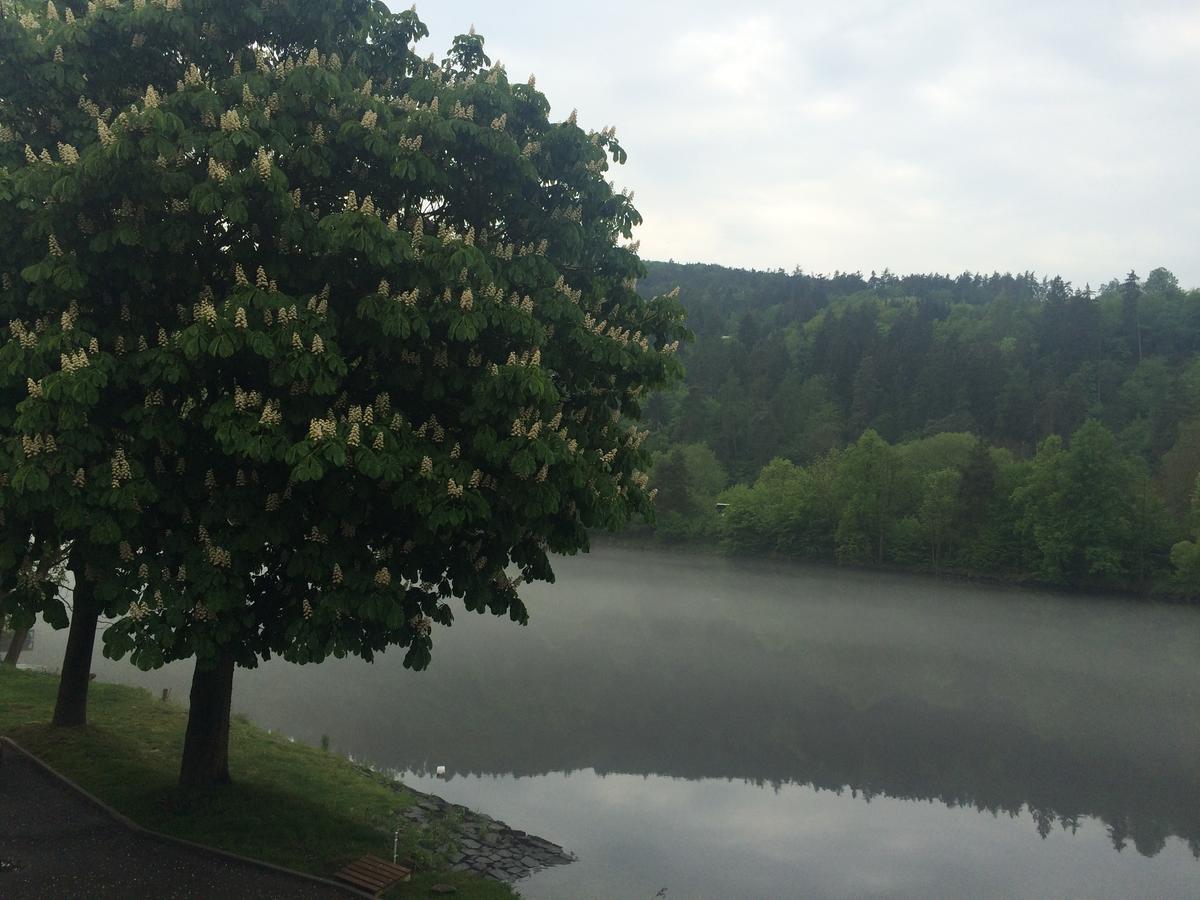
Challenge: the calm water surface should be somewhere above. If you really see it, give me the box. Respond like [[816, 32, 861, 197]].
[[25, 546, 1200, 898]]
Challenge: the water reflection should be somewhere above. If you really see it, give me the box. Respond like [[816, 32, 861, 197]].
[[246, 548, 1200, 860], [22, 546, 1200, 891]]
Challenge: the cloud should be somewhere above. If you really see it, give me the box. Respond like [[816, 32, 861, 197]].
[[667, 15, 789, 98], [405, 1, 1200, 286]]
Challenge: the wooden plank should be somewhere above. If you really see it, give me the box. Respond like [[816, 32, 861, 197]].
[[361, 854, 409, 872], [351, 859, 392, 876], [339, 870, 384, 887], [334, 854, 412, 896], [354, 855, 411, 878], [343, 862, 396, 882], [336, 866, 386, 887]]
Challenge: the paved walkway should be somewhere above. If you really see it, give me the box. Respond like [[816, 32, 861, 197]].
[[0, 742, 352, 899]]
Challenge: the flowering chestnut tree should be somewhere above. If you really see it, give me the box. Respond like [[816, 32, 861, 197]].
[[0, 0, 686, 786]]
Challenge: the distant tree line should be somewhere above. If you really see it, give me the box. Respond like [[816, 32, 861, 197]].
[[638, 263, 1200, 592]]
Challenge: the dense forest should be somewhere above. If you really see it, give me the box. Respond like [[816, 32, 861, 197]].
[[636, 262, 1200, 592]]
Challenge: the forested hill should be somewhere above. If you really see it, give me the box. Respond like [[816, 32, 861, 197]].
[[635, 261, 1200, 592], [639, 261, 1199, 483]]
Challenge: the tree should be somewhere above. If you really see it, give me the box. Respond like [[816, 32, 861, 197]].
[[1122, 270, 1142, 363], [834, 430, 907, 563], [1, 2, 686, 786], [650, 448, 698, 520], [1012, 422, 1134, 584], [918, 467, 961, 570], [1169, 474, 1200, 591]]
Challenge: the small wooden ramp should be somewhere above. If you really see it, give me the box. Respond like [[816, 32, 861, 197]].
[[334, 854, 412, 897]]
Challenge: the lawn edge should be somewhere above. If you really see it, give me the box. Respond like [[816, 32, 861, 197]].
[[0, 735, 372, 898]]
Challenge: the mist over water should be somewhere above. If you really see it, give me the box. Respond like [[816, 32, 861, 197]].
[[24, 545, 1200, 898]]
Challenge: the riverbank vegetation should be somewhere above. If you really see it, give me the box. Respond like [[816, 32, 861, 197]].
[[640, 263, 1200, 594], [0, 666, 513, 899]]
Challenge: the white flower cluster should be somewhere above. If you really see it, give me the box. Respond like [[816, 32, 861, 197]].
[[21, 433, 56, 456], [96, 118, 116, 148], [60, 348, 89, 373], [254, 147, 273, 181], [308, 415, 337, 441], [398, 134, 422, 152], [259, 399, 282, 426], [504, 347, 541, 367], [414, 415, 444, 442], [194, 296, 218, 325], [9, 320, 38, 349], [233, 385, 262, 411], [554, 276, 583, 305], [219, 109, 243, 132]]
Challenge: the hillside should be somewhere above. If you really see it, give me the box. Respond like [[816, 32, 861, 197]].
[[637, 261, 1200, 591]]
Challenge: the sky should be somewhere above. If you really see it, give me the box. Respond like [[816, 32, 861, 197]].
[[401, 1, 1200, 288]]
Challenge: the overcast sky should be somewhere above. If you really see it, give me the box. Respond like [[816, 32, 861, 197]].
[[403, 1, 1200, 288]]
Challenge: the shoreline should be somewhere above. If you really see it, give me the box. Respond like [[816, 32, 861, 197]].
[[593, 531, 1198, 606]]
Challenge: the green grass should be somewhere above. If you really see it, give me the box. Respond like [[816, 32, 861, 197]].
[[0, 666, 514, 899]]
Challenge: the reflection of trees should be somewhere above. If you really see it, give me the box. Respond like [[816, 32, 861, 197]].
[[241, 601, 1200, 863]]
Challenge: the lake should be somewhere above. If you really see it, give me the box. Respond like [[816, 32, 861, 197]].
[[22, 545, 1200, 898]]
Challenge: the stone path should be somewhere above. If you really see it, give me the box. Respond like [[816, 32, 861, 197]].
[[398, 788, 575, 883], [0, 741, 353, 899]]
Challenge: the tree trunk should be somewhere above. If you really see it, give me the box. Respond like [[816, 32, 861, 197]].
[[179, 653, 236, 789], [3, 626, 30, 667], [52, 578, 101, 727]]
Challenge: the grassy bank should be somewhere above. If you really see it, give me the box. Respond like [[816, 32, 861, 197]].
[[0, 667, 514, 899]]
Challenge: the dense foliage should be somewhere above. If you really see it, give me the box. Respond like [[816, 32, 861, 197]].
[[0, 0, 685, 778], [640, 262, 1199, 592]]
